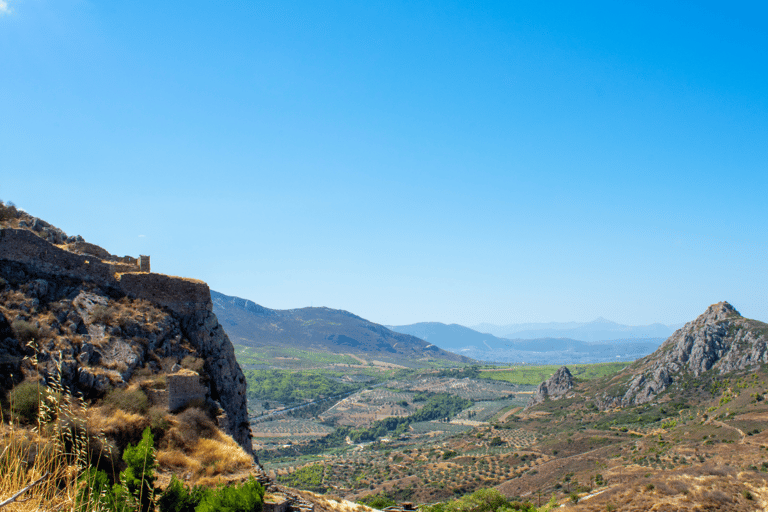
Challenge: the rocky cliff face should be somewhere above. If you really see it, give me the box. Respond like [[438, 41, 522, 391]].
[[527, 366, 573, 407], [0, 222, 253, 458], [596, 302, 768, 409]]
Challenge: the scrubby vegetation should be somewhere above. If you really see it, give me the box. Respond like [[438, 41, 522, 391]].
[[1, 379, 262, 512], [244, 369, 364, 405], [421, 488, 555, 512]]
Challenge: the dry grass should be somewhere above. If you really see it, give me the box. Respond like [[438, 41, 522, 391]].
[[0, 422, 82, 511], [0, 373, 94, 512], [88, 406, 150, 454], [290, 488, 376, 512], [156, 407, 253, 485], [567, 465, 768, 511]]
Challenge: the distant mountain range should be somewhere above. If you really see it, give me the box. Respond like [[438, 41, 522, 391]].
[[211, 291, 472, 366], [212, 289, 672, 365], [470, 318, 676, 341], [387, 321, 666, 364]]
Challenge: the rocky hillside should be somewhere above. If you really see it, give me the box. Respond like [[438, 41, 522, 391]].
[[595, 301, 768, 409], [527, 365, 574, 407], [212, 291, 473, 365], [0, 205, 253, 458]]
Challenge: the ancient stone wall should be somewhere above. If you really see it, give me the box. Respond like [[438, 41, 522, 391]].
[[118, 273, 211, 317], [138, 255, 150, 272], [0, 228, 210, 317], [0, 228, 121, 285], [167, 370, 208, 412], [114, 255, 138, 265], [67, 241, 112, 260]]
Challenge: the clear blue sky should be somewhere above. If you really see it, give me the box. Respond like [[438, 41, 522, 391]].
[[2, 1, 766, 327]]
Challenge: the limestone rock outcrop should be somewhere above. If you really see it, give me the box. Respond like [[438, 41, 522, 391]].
[[596, 302, 768, 409], [0, 225, 253, 458], [527, 366, 573, 407]]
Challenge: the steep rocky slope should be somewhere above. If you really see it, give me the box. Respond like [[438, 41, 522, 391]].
[[595, 301, 768, 409], [0, 209, 253, 457]]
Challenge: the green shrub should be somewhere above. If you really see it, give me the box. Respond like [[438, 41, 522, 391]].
[[359, 493, 396, 509], [196, 477, 264, 512], [76, 427, 157, 512], [12, 319, 39, 342], [116, 427, 156, 512], [9, 380, 45, 424], [158, 476, 209, 512], [76, 467, 113, 512], [103, 388, 149, 414], [421, 488, 548, 512]]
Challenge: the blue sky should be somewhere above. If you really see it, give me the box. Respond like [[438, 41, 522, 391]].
[[2, 0, 766, 327]]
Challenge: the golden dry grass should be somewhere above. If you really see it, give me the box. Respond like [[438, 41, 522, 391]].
[[0, 423, 80, 512], [0, 379, 92, 512], [156, 413, 253, 485]]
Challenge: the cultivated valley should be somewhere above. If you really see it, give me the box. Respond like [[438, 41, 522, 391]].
[[2, 205, 768, 512]]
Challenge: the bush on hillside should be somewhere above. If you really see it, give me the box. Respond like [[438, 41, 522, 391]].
[[359, 493, 397, 509], [91, 305, 115, 325], [103, 387, 149, 414], [196, 477, 264, 512], [12, 319, 40, 342], [116, 427, 157, 512], [0, 200, 18, 222], [421, 488, 555, 512]]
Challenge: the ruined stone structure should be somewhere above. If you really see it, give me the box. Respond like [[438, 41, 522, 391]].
[[167, 369, 208, 412], [0, 229, 208, 317], [138, 254, 150, 272]]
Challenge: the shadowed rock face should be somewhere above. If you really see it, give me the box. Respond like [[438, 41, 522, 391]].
[[527, 366, 574, 407], [596, 302, 768, 409]]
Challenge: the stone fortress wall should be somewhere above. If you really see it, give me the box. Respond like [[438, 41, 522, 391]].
[[0, 228, 208, 317]]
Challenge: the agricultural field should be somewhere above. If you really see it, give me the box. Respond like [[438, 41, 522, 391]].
[[254, 360, 728, 505], [233, 343, 365, 369], [478, 361, 627, 386], [251, 418, 335, 451]]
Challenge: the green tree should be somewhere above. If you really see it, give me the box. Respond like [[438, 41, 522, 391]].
[[115, 427, 156, 512], [196, 477, 264, 512]]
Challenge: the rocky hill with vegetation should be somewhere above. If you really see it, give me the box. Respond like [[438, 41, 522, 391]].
[[0, 202, 282, 510], [212, 291, 472, 366], [594, 301, 768, 409]]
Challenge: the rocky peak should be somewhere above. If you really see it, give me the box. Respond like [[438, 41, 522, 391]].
[[527, 366, 573, 407], [596, 302, 768, 409]]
